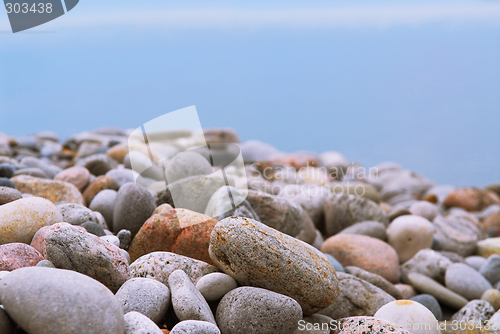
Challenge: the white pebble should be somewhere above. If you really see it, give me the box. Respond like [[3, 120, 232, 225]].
[[196, 273, 238, 302]]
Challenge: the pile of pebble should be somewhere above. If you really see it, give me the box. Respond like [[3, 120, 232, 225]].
[[0, 128, 500, 334]]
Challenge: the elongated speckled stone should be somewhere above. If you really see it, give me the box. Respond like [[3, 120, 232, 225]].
[[208, 216, 339, 315]]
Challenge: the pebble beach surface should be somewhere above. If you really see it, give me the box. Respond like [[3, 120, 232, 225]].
[[0, 127, 500, 333]]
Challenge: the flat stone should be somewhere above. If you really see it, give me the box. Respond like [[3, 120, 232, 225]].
[[130, 251, 220, 286], [338, 221, 387, 240], [407, 272, 468, 309], [128, 208, 217, 264], [89, 189, 117, 230], [12, 175, 84, 205], [0, 186, 22, 205], [321, 234, 400, 283], [115, 277, 170, 325], [386, 215, 435, 263], [450, 300, 495, 326], [209, 217, 339, 315], [400, 249, 453, 284], [76, 154, 118, 176], [196, 272, 238, 302], [168, 269, 216, 325], [0, 267, 124, 334], [323, 193, 388, 237], [113, 183, 156, 236], [170, 320, 221, 334], [432, 214, 483, 257], [54, 166, 91, 192], [318, 272, 395, 320], [83, 175, 120, 206], [445, 263, 492, 300], [0, 197, 62, 245], [410, 294, 443, 321], [345, 266, 402, 299], [216, 286, 302, 334], [331, 316, 411, 334], [245, 190, 304, 237], [13, 167, 48, 179], [123, 311, 163, 334], [374, 300, 439, 334], [0, 243, 44, 271], [30, 222, 130, 293]]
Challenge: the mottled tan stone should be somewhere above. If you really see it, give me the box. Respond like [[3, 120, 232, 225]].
[[12, 175, 84, 205]]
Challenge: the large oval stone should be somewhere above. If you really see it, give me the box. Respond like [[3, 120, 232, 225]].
[[208, 216, 339, 315], [321, 234, 400, 283], [113, 183, 156, 236], [0, 267, 124, 334], [11, 175, 84, 205], [128, 208, 217, 263], [0, 197, 63, 245]]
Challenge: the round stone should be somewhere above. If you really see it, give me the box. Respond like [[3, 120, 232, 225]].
[[394, 284, 417, 299], [0, 197, 63, 245], [115, 278, 170, 325], [408, 201, 439, 221], [58, 203, 100, 226], [54, 166, 91, 192], [89, 189, 117, 230], [209, 217, 339, 315], [36, 259, 55, 268], [410, 294, 443, 321], [83, 175, 120, 206], [482, 289, 500, 311], [386, 215, 435, 263], [196, 272, 238, 302], [113, 183, 156, 236], [0, 163, 15, 178], [76, 154, 118, 176], [216, 286, 302, 334], [11, 175, 84, 205], [321, 234, 400, 283], [0, 267, 124, 334], [170, 320, 221, 334], [81, 221, 105, 237], [100, 234, 119, 246], [445, 263, 492, 300], [374, 300, 439, 334], [166, 151, 212, 184], [479, 254, 500, 284], [0, 187, 22, 205], [106, 168, 135, 188], [465, 256, 488, 271], [123, 311, 163, 334], [0, 178, 15, 189], [0, 243, 44, 271]]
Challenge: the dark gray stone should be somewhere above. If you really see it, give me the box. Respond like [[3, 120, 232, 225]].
[[410, 294, 443, 321], [113, 183, 156, 236]]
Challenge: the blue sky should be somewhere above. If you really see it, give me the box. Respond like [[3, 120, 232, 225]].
[[0, 0, 499, 187]]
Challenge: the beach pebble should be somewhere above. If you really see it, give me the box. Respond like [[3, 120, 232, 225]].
[[345, 266, 402, 299], [209, 217, 339, 315], [331, 316, 411, 334], [477, 238, 500, 258], [400, 248, 453, 284], [81, 221, 105, 236], [204, 186, 259, 221], [128, 208, 217, 264], [0, 267, 124, 334], [432, 214, 483, 257], [395, 284, 417, 299], [170, 320, 221, 334], [54, 166, 91, 192], [19, 156, 62, 179], [480, 254, 500, 284], [0, 186, 22, 205], [408, 201, 439, 221], [323, 193, 388, 237], [130, 252, 220, 286], [245, 190, 304, 237], [83, 175, 120, 205], [321, 234, 400, 283], [123, 311, 163, 334], [106, 168, 135, 187], [115, 277, 170, 325], [14, 167, 48, 178], [338, 221, 387, 240], [445, 263, 492, 300], [410, 294, 443, 321], [89, 189, 117, 230], [444, 188, 500, 212], [166, 151, 212, 184], [169, 269, 216, 325], [374, 300, 439, 334], [76, 153, 118, 176], [30, 222, 130, 292], [482, 289, 500, 311], [240, 140, 279, 163], [58, 202, 100, 225], [0, 163, 15, 178], [407, 272, 468, 309], [318, 272, 395, 320], [35, 259, 55, 268], [465, 255, 488, 271], [216, 286, 302, 334], [0, 178, 15, 188], [107, 143, 129, 164], [450, 300, 495, 325], [0, 243, 44, 271], [113, 183, 156, 236], [386, 215, 435, 263], [324, 253, 345, 273], [11, 175, 85, 205], [196, 272, 238, 302], [278, 184, 329, 229], [0, 197, 63, 245], [118, 229, 132, 249], [101, 234, 120, 246]]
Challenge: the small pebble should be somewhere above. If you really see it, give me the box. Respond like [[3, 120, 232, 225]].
[[82, 221, 106, 237], [170, 320, 221, 334], [117, 229, 132, 249], [482, 289, 500, 311], [374, 300, 439, 334], [124, 311, 163, 334], [196, 272, 238, 301], [480, 254, 500, 284], [323, 253, 345, 273], [101, 235, 120, 247], [410, 294, 443, 321], [0, 186, 22, 205], [465, 255, 488, 271]]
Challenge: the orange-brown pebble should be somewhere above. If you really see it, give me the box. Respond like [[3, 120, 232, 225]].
[[444, 188, 500, 212], [83, 175, 119, 205], [161, 330, 169, 334], [128, 208, 217, 264], [54, 166, 91, 192], [107, 143, 129, 164], [321, 234, 400, 283]]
